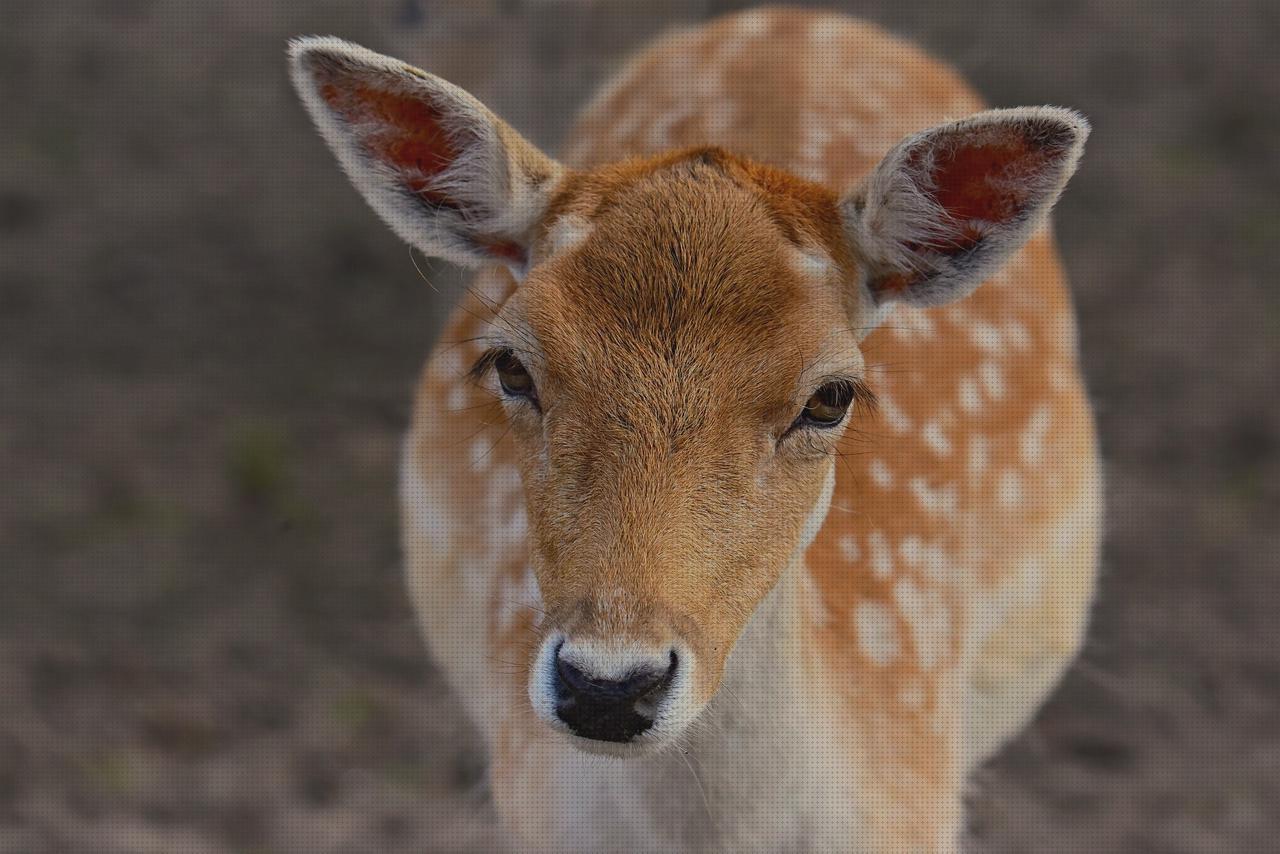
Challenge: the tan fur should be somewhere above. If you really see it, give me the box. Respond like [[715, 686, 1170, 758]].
[[297, 7, 1100, 851]]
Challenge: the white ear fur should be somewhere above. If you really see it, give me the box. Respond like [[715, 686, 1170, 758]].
[[842, 106, 1089, 310], [288, 36, 564, 273]]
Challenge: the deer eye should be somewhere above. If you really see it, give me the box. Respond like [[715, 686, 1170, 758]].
[[494, 349, 536, 399], [796, 380, 856, 429]]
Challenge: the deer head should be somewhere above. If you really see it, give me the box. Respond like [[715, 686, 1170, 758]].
[[290, 37, 1088, 755]]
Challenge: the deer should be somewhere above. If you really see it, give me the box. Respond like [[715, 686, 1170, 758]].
[[289, 6, 1101, 851]]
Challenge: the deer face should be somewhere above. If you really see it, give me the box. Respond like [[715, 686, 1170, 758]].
[[290, 38, 1088, 753], [488, 157, 873, 749]]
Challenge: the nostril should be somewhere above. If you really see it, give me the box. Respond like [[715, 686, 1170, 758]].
[[551, 647, 680, 743], [554, 650, 677, 699], [555, 656, 669, 702]]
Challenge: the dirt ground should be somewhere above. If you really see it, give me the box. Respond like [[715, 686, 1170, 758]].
[[1, 1, 1278, 851]]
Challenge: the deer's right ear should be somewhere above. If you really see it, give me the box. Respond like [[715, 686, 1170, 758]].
[[288, 37, 565, 273]]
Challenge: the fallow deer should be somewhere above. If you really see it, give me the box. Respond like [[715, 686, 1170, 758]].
[[289, 7, 1101, 851]]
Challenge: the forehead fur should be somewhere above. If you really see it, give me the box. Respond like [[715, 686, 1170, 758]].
[[522, 149, 856, 410], [544, 147, 852, 261]]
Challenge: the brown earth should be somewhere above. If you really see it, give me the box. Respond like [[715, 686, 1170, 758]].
[[1, 1, 1278, 851]]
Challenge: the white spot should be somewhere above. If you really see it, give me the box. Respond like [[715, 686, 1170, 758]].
[[899, 535, 924, 568], [854, 600, 900, 666], [1004, 319, 1033, 351], [970, 319, 1006, 355], [921, 419, 952, 457], [838, 533, 861, 563], [545, 214, 594, 257], [910, 478, 958, 517], [878, 394, 912, 434], [1019, 405, 1053, 465], [868, 458, 894, 489], [888, 308, 936, 344], [447, 384, 469, 413], [469, 436, 494, 472], [997, 470, 1025, 508], [785, 246, 835, 281], [892, 577, 951, 671], [979, 361, 1006, 402], [867, 530, 894, 580], [920, 542, 958, 583], [957, 376, 983, 415]]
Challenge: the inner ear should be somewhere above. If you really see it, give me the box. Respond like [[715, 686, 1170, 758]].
[[845, 107, 1088, 307], [908, 119, 1076, 250], [290, 37, 565, 271], [312, 64, 470, 212]]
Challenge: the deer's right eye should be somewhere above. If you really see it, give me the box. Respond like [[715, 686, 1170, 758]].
[[795, 380, 857, 429]]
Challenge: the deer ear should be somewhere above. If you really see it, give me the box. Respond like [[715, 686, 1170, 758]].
[[288, 37, 565, 273], [841, 107, 1088, 310]]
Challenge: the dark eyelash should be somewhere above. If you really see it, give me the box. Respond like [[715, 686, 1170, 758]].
[[467, 347, 505, 383], [795, 377, 879, 417], [827, 377, 879, 415], [780, 376, 879, 442], [470, 346, 543, 413]]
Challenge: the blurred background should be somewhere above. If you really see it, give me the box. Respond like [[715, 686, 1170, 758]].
[[2, 1, 1278, 851]]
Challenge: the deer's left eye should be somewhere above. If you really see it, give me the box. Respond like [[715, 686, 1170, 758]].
[[495, 350, 536, 400], [795, 380, 856, 429]]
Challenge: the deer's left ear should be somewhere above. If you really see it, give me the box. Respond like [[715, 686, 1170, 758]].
[[840, 107, 1089, 312], [289, 37, 565, 273]]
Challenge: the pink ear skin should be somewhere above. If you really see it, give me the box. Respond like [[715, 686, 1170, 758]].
[[866, 114, 1084, 301], [312, 66, 461, 210], [919, 130, 1073, 236], [291, 37, 563, 273]]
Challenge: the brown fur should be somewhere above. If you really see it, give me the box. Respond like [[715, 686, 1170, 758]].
[[295, 7, 1100, 850], [435, 11, 1093, 848]]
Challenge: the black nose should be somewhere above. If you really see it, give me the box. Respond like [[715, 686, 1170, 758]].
[[553, 647, 678, 743]]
